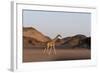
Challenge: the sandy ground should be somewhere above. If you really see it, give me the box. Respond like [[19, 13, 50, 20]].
[[23, 48, 91, 62]]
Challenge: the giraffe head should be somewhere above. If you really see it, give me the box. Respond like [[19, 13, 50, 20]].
[[56, 34, 62, 39]]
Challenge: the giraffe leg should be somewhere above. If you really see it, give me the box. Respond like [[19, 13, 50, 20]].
[[53, 46, 56, 55], [46, 47, 49, 55], [48, 47, 52, 55], [43, 47, 46, 54], [46, 45, 50, 55]]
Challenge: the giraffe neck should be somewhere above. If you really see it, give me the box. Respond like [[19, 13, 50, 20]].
[[53, 35, 60, 42]]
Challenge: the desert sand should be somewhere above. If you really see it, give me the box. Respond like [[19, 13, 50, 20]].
[[23, 48, 90, 62]]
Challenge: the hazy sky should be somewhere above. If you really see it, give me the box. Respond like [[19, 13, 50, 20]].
[[23, 10, 91, 38]]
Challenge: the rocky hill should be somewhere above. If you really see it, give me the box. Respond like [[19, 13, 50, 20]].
[[23, 27, 91, 49], [23, 27, 51, 47], [60, 34, 90, 48]]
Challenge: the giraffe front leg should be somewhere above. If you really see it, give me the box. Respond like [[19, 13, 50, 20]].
[[48, 47, 52, 55], [53, 46, 56, 55]]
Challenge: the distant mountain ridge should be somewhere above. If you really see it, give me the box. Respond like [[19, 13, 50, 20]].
[[23, 27, 91, 49]]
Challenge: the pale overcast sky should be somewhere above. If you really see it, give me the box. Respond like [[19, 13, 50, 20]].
[[23, 10, 91, 38]]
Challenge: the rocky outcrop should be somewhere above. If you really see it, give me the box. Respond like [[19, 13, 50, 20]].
[[61, 35, 90, 48]]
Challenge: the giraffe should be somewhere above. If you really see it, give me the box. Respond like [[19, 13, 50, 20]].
[[43, 34, 62, 55]]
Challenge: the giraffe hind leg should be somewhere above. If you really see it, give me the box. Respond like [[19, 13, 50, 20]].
[[53, 46, 56, 55], [43, 47, 47, 54], [48, 47, 52, 55]]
